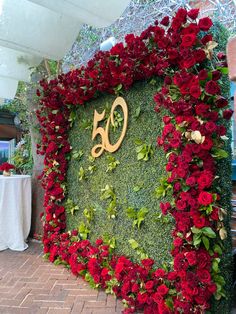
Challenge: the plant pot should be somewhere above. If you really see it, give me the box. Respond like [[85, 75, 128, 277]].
[[3, 170, 11, 176]]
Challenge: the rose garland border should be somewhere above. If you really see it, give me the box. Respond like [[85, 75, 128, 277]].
[[36, 8, 232, 314]]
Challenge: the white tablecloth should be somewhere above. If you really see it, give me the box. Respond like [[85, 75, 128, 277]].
[[0, 175, 31, 251]]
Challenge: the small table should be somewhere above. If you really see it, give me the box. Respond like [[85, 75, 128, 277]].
[[0, 175, 32, 251]]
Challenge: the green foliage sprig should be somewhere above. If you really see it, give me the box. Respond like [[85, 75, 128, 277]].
[[135, 139, 154, 161], [100, 185, 117, 219], [83, 207, 96, 223], [128, 239, 148, 260], [155, 177, 173, 198], [126, 207, 149, 229], [72, 149, 83, 160], [78, 166, 87, 181], [65, 199, 79, 215], [106, 155, 120, 172], [78, 222, 90, 239]]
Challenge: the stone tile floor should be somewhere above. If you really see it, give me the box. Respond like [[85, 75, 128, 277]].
[[0, 241, 123, 314]]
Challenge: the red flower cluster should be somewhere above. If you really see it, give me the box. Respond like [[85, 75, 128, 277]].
[[0, 162, 15, 172], [36, 7, 230, 313]]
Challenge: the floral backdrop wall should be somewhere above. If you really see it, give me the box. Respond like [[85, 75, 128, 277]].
[[37, 8, 233, 314]]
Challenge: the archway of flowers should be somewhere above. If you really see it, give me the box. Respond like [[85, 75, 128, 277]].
[[36, 8, 232, 314]]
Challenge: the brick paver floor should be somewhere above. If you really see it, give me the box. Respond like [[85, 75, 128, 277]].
[[0, 240, 123, 314]]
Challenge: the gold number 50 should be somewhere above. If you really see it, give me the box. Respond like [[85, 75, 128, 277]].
[[91, 97, 128, 158]]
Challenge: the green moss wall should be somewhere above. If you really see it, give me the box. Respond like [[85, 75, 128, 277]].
[[66, 80, 173, 265]]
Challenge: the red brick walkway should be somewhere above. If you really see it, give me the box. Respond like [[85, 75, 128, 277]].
[[0, 241, 123, 314]]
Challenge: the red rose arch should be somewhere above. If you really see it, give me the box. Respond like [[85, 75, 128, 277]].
[[36, 8, 232, 314]]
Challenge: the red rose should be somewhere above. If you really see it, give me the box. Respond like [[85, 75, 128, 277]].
[[201, 34, 213, 45], [167, 271, 177, 281], [198, 69, 208, 81], [157, 284, 169, 296], [197, 170, 214, 189], [205, 121, 217, 133], [195, 103, 210, 116], [223, 109, 233, 120], [201, 137, 213, 150], [187, 8, 199, 20], [210, 207, 219, 221], [205, 80, 221, 95], [141, 258, 155, 269], [215, 96, 228, 108], [170, 138, 181, 148], [145, 280, 155, 291], [208, 283, 217, 293], [95, 239, 103, 246], [176, 199, 187, 210], [197, 250, 211, 269], [137, 292, 148, 304], [217, 125, 226, 136], [0, 162, 15, 172], [193, 214, 206, 228], [198, 191, 213, 206], [185, 251, 197, 266], [160, 202, 171, 215], [183, 56, 196, 69], [173, 237, 183, 247], [131, 283, 139, 293], [176, 8, 187, 22], [190, 84, 201, 98], [217, 52, 226, 60], [194, 49, 206, 63], [197, 269, 211, 284], [181, 34, 196, 47], [163, 116, 172, 124], [160, 16, 170, 26], [154, 269, 166, 278], [198, 17, 213, 31], [186, 176, 196, 187], [212, 70, 222, 81]]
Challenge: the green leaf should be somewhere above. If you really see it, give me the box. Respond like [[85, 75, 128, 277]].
[[217, 67, 228, 74], [202, 236, 209, 250], [165, 297, 174, 310], [126, 207, 136, 219], [191, 226, 201, 234], [100, 185, 115, 200], [134, 106, 141, 118], [134, 139, 143, 145], [212, 259, 219, 273], [133, 185, 141, 192], [213, 244, 223, 255], [211, 148, 228, 159], [128, 239, 139, 249], [137, 152, 145, 160], [78, 166, 87, 181], [72, 150, 83, 160], [193, 234, 202, 246], [136, 145, 144, 153], [202, 227, 216, 238]]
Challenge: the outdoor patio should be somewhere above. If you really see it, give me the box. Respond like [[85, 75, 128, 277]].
[[0, 241, 123, 314]]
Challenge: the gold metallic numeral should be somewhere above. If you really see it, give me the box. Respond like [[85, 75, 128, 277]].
[[91, 97, 128, 158]]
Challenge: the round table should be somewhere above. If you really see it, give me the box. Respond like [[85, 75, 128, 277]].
[[0, 175, 32, 251]]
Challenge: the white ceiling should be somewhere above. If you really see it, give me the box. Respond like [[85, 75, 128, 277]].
[[0, 0, 130, 99]]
